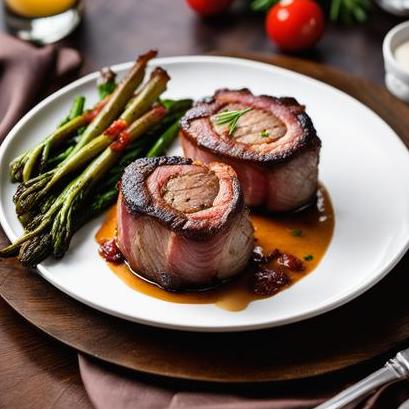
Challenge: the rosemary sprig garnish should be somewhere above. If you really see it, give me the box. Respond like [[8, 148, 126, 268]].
[[215, 107, 252, 136]]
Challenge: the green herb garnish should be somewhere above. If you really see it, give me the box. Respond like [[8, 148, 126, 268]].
[[215, 107, 252, 136], [304, 255, 314, 261], [260, 129, 269, 138], [250, 0, 276, 12], [291, 229, 303, 237], [250, 0, 370, 24], [329, 0, 370, 23]]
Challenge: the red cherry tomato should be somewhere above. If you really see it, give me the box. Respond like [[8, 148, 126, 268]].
[[266, 0, 324, 52], [186, 0, 234, 16]]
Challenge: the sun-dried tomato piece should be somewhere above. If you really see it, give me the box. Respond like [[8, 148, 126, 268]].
[[83, 98, 109, 123], [111, 129, 131, 152], [277, 253, 305, 272], [105, 119, 128, 138], [252, 267, 290, 296], [251, 246, 281, 264], [99, 239, 124, 264]]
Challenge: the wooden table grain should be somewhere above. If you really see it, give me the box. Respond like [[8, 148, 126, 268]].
[[64, 0, 404, 83], [0, 0, 407, 407]]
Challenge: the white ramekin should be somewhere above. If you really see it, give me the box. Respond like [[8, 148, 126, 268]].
[[376, 0, 409, 16], [383, 21, 409, 102]]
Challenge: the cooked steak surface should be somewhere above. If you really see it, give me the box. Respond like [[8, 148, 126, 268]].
[[162, 168, 219, 213], [116, 156, 254, 290], [211, 103, 287, 145], [181, 89, 321, 212]]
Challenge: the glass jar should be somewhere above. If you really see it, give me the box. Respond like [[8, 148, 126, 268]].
[[3, 0, 83, 44]]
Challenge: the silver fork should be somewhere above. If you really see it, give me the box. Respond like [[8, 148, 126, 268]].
[[315, 347, 409, 409]]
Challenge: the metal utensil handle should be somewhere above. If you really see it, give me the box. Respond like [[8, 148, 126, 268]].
[[315, 366, 398, 409]]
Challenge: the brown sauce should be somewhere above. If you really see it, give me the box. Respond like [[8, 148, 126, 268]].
[[96, 186, 334, 312]]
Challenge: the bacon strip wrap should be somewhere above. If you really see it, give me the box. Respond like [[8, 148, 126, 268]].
[[117, 156, 254, 290]]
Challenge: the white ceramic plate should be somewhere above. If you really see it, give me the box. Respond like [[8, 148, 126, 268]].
[[1, 56, 408, 332]]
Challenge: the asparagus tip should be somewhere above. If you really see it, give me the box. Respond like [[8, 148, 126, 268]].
[[137, 50, 158, 65], [150, 67, 171, 82], [98, 67, 117, 85], [0, 243, 20, 258]]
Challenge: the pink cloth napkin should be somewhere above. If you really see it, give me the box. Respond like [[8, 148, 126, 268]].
[[0, 33, 81, 142], [79, 355, 409, 409], [0, 32, 409, 409]]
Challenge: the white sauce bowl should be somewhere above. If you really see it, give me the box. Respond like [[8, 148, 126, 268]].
[[383, 20, 409, 102], [376, 0, 409, 16]]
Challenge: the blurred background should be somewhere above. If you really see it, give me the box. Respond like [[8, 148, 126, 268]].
[[0, 0, 407, 84]]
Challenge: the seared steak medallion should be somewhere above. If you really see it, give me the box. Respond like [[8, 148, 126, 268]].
[[117, 156, 254, 290], [181, 89, 321, 212]]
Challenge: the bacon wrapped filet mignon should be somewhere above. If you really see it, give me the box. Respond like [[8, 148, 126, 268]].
[[181, 89, 321, 212], [116, 157, 254, 290]]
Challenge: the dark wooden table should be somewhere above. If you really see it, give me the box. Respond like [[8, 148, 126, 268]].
[[67, 0, 403, 83], [0, 1, 406, 408]]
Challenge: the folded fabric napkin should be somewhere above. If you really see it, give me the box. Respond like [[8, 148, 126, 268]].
[[0, 33, 81, 142], [0, 34, 408, 409], [79, 355, 409, 409]]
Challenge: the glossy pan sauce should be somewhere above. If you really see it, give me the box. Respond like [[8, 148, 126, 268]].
[[96, 186, 334, 311]]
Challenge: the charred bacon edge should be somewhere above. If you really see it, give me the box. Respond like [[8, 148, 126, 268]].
[[180, 88, 321, 166]]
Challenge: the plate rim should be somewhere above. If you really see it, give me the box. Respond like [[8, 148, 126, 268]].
[[0, 55, 409, 332]]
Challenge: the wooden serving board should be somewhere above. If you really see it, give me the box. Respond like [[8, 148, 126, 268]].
[[0, 53, 408, 383]]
